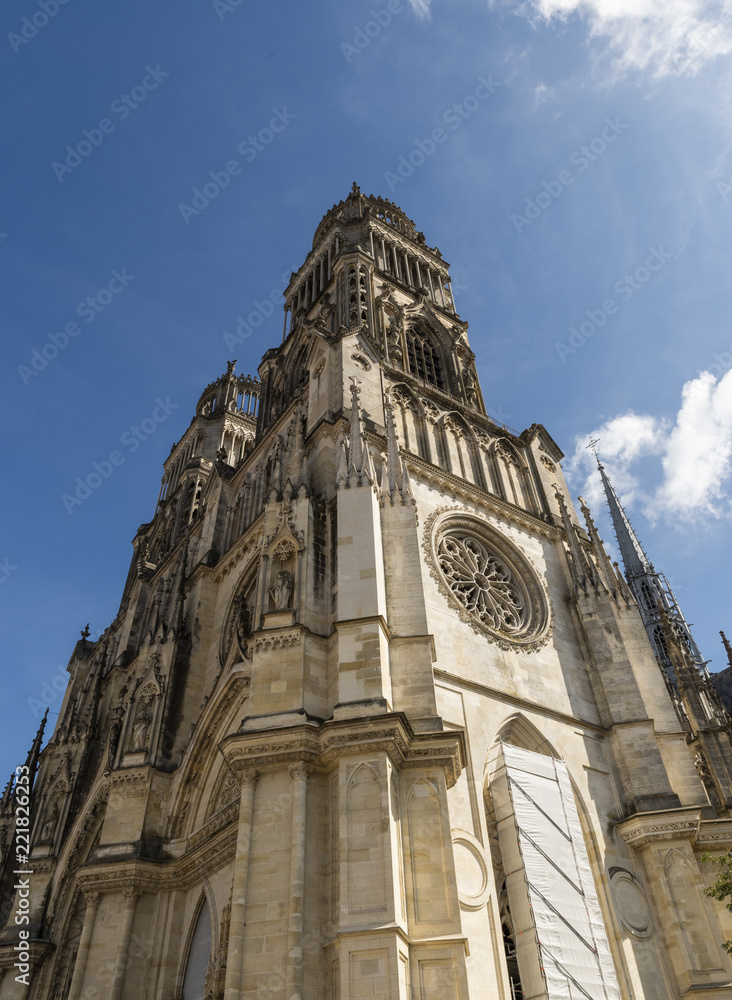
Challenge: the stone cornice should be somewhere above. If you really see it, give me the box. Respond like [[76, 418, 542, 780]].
[[695, 818, 732, 849], [616, 808, 701, 848], [219, 713, 465, 788], [75, 812, 238, 896]]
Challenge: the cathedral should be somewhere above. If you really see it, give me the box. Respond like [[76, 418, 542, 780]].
[[2, 184, 732, 1000]]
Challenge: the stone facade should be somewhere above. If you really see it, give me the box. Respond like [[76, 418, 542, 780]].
[[2, 184, 732, 999]]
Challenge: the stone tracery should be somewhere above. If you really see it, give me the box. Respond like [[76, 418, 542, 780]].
[[437, 534, 527, 636], [426, 509, 551, 651]]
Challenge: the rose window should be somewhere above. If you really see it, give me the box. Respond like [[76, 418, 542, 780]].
[[438, 536, 528, 635], [427, 511, 551, 651]]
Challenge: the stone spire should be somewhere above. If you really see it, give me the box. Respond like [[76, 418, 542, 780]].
[[383, 395, 413, 505], [24, 708, 48, 790], [596, 460, 652, 579], [553, 486, 596, 594], [595, 454, 706, 682]]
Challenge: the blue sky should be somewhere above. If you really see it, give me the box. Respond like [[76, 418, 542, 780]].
[[2, 0, 732, 778]]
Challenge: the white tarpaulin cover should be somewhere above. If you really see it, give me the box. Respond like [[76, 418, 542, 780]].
[[499, 743, 620, 1000]]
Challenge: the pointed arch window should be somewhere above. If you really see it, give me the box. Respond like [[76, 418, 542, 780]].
[[182, 899, 212, 1000], [406, 328, 444, 390]]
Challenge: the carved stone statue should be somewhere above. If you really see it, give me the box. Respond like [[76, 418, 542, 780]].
[[41, 801, 59, 842], [107, 703, 125, 766], [463, 364, 477, 403], [386, 319, 403, 364], [131, 708, 152, 752], [269, 570, 294, 610], [234, 592, 252, 659]]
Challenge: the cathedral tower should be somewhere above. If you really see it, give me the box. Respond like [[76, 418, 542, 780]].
[[2, 186, 732, 1000]]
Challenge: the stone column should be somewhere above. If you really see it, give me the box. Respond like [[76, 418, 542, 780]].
[[286, 762, 311, 1000], [67, 890, 101, 1000], [109, 887, 140, 1000], [224, 768, 259, 1000]]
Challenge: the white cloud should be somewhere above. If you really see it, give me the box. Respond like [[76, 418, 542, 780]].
[[657, 369, 732, 516], [410, 2, 732, 76], [407, 0, 433, 19], [567, 370, 732, 525], [516, 0, 732, 77]]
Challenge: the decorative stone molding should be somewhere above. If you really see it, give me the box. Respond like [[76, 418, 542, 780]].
[[452, 829, 490, 911], [694, 819, 732, 849], [108, 768, 150, 787], [615, 808, 701, 848], [252, 629, 303, 653], [219, 714, 465, 788], [289, 761, 313, 781], [609, 867, 653, 939], [423, 508, 552, 653], [76, 826, 239, 896]]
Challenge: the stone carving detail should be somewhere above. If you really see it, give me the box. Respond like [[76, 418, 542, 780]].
[[40, 801, 59, 843], [269, 569, 294, 610], [351, 352, 372, 371], [425, 508, 551, 652], [221, 572, 256, 664], [438, 535, 527, 636], [540, 454, 556, 473], [130, 709, 152, 752], [206, 767, 240, 821], [609, 867, 652, 939]]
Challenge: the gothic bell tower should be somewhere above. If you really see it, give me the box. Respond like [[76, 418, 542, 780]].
[[3, 186, 732, 1000]]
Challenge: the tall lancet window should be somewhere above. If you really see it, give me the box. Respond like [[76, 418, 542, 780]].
[[490, 743, 620, 1000], [182, 899, 212, 1000], [407, 328, 444, 390]]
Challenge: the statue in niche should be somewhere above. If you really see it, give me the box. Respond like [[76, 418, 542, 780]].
[[41, 801, 59, 842], [107, 701, 125, 766], [233, 592, 253, 660], [131, 707, 152, 752], [269, 570, 294, 610], [386, 317, 403, 364], [463, 363, 477, 404]]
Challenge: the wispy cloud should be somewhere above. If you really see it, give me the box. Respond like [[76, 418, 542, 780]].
[[407, 0, 433, 19], [515, 0, 732, 77], [567, 370, 732, 524]]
